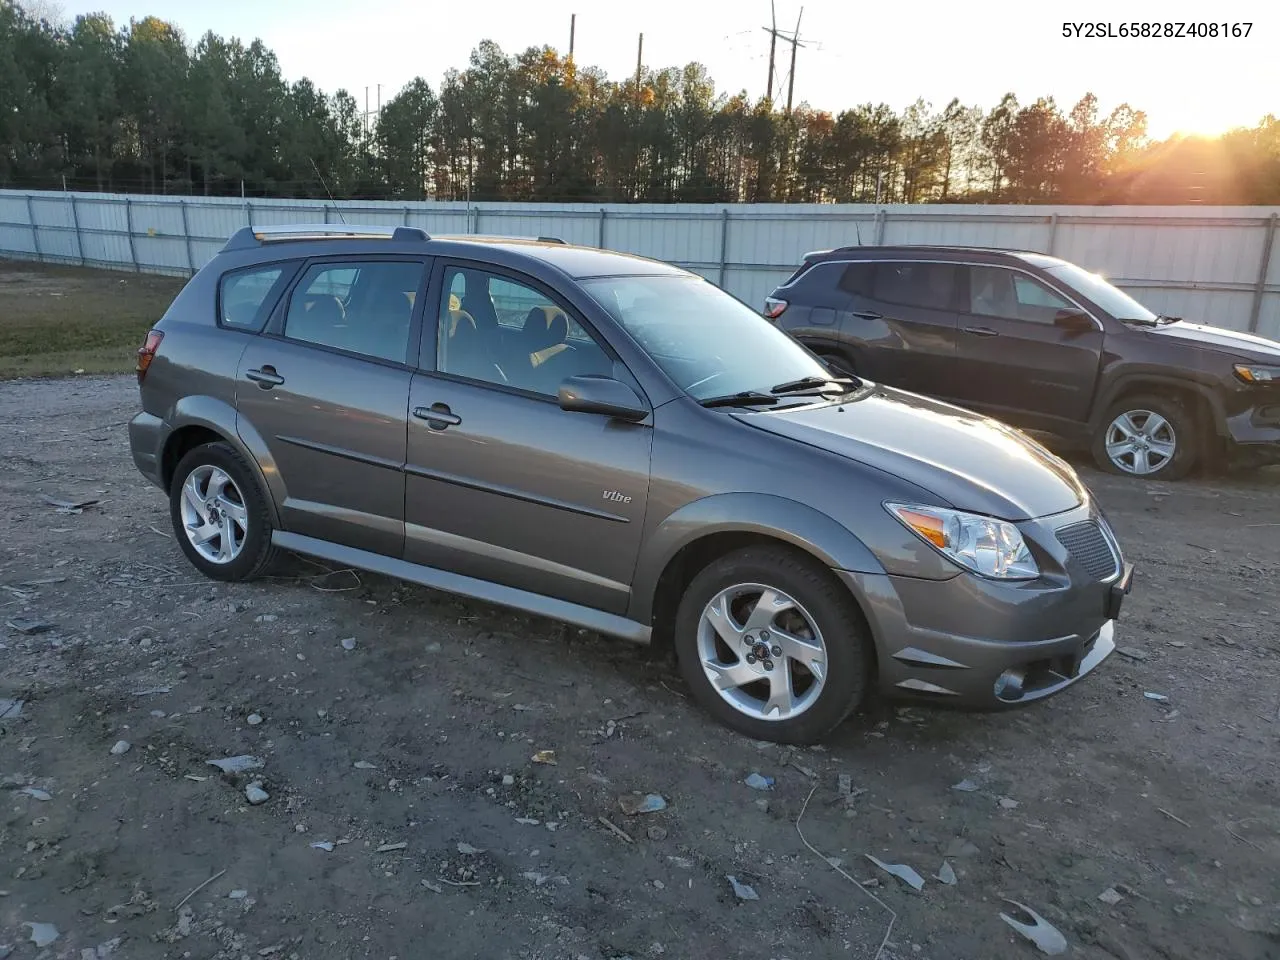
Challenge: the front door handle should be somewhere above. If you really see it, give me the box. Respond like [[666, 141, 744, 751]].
[[851, 310, 883, 321], [963, 326, 999, 338], [246, 365, 285, 388], [413, 403, 462, 429]]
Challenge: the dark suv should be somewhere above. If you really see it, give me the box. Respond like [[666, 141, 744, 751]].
[[766, 246, 1280, 480], [129, 225, 1134, 745]]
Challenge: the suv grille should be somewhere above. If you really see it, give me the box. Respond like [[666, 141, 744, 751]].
[[1056, 520, 1119, 581]]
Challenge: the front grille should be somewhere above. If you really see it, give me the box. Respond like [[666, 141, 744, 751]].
[[1056, 520, 1119, 581]]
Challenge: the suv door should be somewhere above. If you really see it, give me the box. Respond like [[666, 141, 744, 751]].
[[403, 261, 653, 614], [952, 264, 1104, 428], [835, 260, 962, 396], [236, 256, 429, 558]]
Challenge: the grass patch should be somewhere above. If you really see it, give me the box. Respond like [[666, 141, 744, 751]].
[[0, 259, 187, 379]]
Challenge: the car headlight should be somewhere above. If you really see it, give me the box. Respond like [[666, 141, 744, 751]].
[[885, 502, 1040, 580], [1234, 364, 1280, 384]]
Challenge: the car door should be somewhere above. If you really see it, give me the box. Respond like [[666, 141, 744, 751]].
[[403, 260, 654, 614], [835, 260, 962, 397], [235, 255, 430, 558], [952, 264, 1104, 427]]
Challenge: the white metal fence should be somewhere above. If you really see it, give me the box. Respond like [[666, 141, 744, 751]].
[[2, 189, 1278, 339]]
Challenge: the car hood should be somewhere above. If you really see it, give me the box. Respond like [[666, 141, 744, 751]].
[[1146, 321, 1280, 361], [731, 385, 1088, 521]]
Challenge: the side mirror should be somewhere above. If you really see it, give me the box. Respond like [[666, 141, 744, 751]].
[[558, 375, 649, 422], [1054, 309, 1095, 332]]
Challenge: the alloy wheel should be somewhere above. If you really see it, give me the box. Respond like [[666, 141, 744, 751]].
[[179, 464, 249, 564], [1104, 409, 1177, 475], [696, 582, 828, 721]]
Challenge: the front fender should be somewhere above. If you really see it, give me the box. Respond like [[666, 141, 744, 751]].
[[161, 395, 283, 527], [627, 492, 885, 624], [1092, 369, 1227, 436]]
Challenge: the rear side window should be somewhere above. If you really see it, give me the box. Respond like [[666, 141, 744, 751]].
[[283, 260, 425, 364], [838, 263, 875, 296], [219, 265, 286, 330], [871, 262, 958, 311]]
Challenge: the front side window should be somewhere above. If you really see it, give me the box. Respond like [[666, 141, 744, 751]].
[[871, 262, 958, 311], [968, 266, 1074, 324], [581, 274, 833, 401], [436, 266, 612, 396], [219, 265, 285, 330], [283, 260, 423, 363]]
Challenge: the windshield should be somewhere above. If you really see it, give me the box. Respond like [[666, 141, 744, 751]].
[[1045, 262, 1158, 323], [580, 274, 833, 401]]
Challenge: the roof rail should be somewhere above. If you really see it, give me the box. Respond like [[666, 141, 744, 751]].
[[536, 236, 566, 244], [220, 223, 431, 252]]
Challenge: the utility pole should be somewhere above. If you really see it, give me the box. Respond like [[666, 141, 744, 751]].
[[762, 4, 805, 112], [569, 13, 576, 60], [785, 7, 804, 116], [763, 0, 777, 103], [635, 33, 643, 107]]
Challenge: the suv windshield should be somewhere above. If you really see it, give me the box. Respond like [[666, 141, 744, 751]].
[[1045, 262, 1158, 323], [580, 274, 834, 401]]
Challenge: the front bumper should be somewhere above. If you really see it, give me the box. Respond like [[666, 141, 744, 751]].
[[1223, 395, 1280, 465], [839, 504, 1135, 708]]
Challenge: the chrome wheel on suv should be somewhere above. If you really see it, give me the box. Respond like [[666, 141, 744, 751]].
[[697, 583, 827, 721], [1091, 394, 1198, 481], [1103, 409, 1177, 476], [675, 545, 872, 745]]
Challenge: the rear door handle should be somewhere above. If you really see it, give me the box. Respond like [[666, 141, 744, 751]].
[[851, 310, 883, 321], [413, 404, 462, 429], [246, 365, 285, 388], [963, 326, 999, 338]]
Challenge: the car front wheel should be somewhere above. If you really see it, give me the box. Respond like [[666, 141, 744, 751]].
[[169, 441, 279, 581], [673, 545, 873, 744], [1091, 395, 1198, 480]]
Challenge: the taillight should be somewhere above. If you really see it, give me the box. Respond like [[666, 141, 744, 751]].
[[136, 329, 164, 383], [763, 297, 788, 320]]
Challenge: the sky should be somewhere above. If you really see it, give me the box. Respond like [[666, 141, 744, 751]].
[[56, 0, 1278, 141]]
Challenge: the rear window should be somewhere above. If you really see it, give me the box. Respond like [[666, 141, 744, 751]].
[[219, 265, 287, 330]]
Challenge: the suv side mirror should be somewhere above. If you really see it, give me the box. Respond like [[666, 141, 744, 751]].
[[1054, 309, 1095, 332], [558, 375, 649, 422]]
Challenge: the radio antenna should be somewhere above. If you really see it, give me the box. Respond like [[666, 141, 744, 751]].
[[310, 158, 346, 224]]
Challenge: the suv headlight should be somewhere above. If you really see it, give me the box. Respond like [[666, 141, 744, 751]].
[[1234, 364, 1280, 383], [886, 503, 1040, 580]]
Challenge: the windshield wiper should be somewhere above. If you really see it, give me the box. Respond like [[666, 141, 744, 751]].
[[1118, 317, 1159, 327], [698, 391, 780, 409], [769, 375, 856, 395], [1156, 314, 1181, 325]]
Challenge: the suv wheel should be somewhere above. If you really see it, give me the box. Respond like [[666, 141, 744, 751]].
[[1091, 395, 1198, 481], [673, 545, 872, 744], [170, 441, 278, 581]]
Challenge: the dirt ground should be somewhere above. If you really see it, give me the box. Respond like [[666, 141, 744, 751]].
[[1, 374, 1279, 960]]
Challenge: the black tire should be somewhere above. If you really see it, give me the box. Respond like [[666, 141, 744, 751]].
[[169, 441, 278, 582], [673, 545, 873, 745], [1090, 394, 1199, 481]]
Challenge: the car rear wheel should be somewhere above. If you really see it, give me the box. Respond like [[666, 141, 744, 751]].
[[673, 545, 873, 744], [170, 441, 278, 581], [1091, 395, 1198, 481]]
